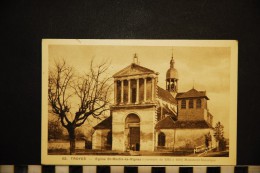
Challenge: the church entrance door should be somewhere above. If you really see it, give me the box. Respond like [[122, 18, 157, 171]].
[[125, 114, 140, 151], [130, 127, 140, 151]]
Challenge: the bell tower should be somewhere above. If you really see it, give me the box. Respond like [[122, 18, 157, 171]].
[[166, 54, 178, 97]]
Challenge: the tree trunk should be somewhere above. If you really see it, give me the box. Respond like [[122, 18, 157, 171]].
[[68, 126, 76, 155]]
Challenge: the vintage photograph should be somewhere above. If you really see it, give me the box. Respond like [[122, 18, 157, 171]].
[[42, 40, 237, 165]]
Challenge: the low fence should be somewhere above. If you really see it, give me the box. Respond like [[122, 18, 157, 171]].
[[193, 145, 205, 154]]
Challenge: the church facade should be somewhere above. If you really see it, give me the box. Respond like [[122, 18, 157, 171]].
[[92, 54, 215, 153]]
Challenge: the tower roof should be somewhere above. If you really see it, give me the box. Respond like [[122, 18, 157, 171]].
[[166, 57, 178, 80], [176, 88, 209, 100]]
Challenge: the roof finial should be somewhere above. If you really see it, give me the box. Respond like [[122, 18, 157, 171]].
[[172, 47, 174, 59], [193, 80, 195, 89], [170, 49, 174, 68], [133, 53, 139, 64]]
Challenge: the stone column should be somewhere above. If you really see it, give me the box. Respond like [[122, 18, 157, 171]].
[[120, 80, 124, 104], [136, 78, 139, 104], [114, 80, 117, 104], [151, 78, 154, 101], [144, 78, 147, 102], [128, 79, 131, 104]]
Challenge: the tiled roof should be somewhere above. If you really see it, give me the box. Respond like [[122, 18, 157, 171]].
[[176, 88, 209, 100], [113, 63, 156, 77], [157, 86, 177, 104], [93, 116, 112, 129], [156, 118, 212, 129], [155, 116, 176, 129]]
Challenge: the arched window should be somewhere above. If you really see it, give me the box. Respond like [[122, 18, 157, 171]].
[[196, 99, 201, 108], [189, 99, 193, 108], [181, 99, 186, 109], [158, 132, 166, 147]]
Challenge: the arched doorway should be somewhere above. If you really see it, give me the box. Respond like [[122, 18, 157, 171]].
[[125, 114, 140, 151]]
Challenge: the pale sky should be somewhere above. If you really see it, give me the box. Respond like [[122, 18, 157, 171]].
[[49, 44, 231, 137]]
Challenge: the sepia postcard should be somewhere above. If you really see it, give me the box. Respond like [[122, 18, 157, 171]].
[[42, 39, 237, 165]]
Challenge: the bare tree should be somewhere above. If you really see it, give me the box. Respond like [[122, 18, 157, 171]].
[[48, 59, 112, 154]]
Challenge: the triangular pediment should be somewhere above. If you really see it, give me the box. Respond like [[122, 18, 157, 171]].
[[113, 63, 156, 78]]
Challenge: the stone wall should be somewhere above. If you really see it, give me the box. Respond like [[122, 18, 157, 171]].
[[92, 129, 111, 150], [156, 128, 216, 150]]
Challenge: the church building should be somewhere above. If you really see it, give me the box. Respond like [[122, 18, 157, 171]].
[[92, 54, 215, 152]]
